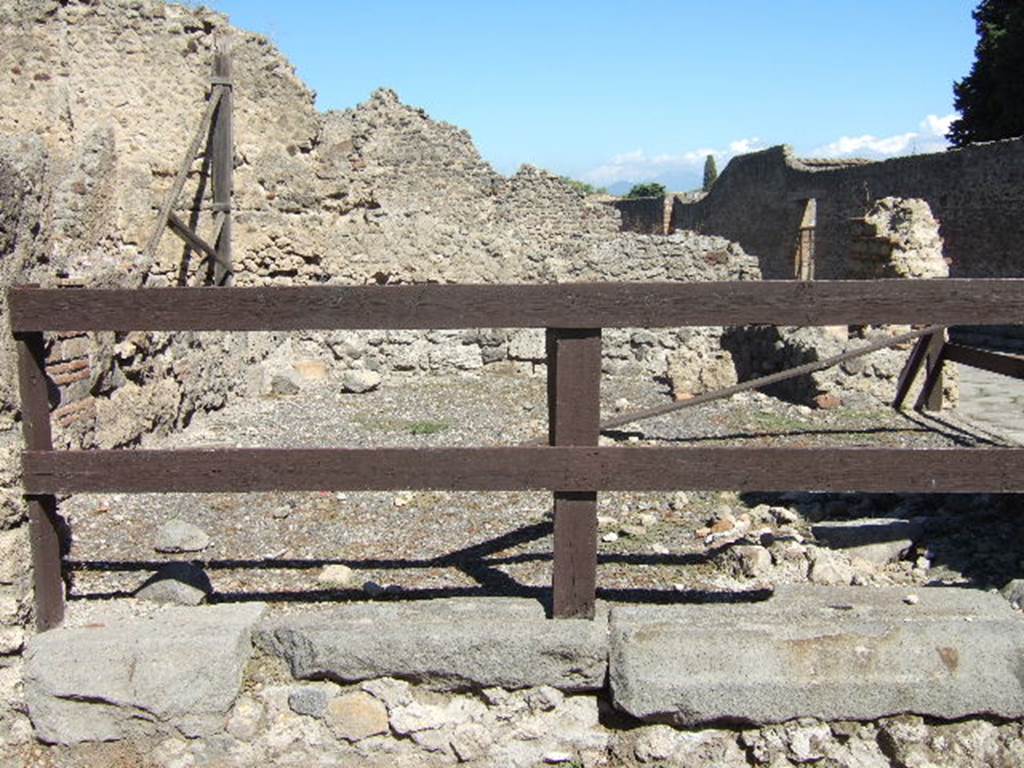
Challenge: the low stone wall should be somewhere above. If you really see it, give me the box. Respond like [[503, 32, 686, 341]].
[[14, 589, 1024, 766], [608, 197, 667, 235], [673, 140, 1024, 279]]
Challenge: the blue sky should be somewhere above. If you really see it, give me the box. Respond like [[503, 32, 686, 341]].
[[205, 1, 979, 191]]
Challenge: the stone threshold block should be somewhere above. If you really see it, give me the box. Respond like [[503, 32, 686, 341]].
[[255, 598, 608, 692], [24, 603, 267, 745], [610, 585, 1024, 726]]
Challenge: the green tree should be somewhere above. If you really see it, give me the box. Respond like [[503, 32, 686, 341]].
[[624, 182, 666, 198], [702, 154, 718, 191], [947, 0, 1024, 146], [558, 176, 606, 196]]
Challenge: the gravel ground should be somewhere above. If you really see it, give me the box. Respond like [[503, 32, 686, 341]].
[[60, 364, 1024, 620]]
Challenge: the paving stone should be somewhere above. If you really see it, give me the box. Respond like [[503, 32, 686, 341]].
[[255, 598, 608, 691], [610, 585, 1024, 725], [24, 603, 266, 744], [811, 518, 923, 565]]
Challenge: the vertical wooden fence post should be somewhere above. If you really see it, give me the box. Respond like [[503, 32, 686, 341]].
[[211, 43, 233, 286], [915, 330, 946, 412], [547, 327, 601, 619], [15, 332, 64, 630]]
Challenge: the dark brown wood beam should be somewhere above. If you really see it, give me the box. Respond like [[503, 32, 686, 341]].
[[22, 446, 1024, 495], [9, 280, 1024, 332], [15, 332, 64, 630], [547, 328, 601, 619], [944, 343, 1024, 380]]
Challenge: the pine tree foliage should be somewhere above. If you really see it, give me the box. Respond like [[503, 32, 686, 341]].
[[702, 154, 718, 191], [947, 0, 1024, 147]]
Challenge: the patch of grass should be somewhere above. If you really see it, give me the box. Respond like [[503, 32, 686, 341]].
[[351, 413, 451, 436], [742, 410, 810, 433]]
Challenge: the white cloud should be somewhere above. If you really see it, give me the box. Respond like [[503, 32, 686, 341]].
[[811, 113, 955, 159], [581, 112, 959, 188], [582, 138, 763, 186]]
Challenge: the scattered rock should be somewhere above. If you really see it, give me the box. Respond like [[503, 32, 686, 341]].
[[134, 562, 211, 606], [288, 686, 330, 718], [0, 627, 25, 654], [787, 723, 831, 762], [292, 359, 328, 380], [904, 594, 919, 605], [361, 677, 413, 709], [807, 549, 853, 586], [770, 506, 800, 525], [153, 519, 210, 554], [324, 692, 389, 742], [225, 695, 263, 741], [270, 375, 300, 396], [731, 545, 773, 578], [634, 724, 678, 762], [602, 532, 619, 543], [709, 515, 735, 534], [525, 686, 564, 713], [1000, 579, 1024, 609], [450, 721, 492, 762], [638, 512, 658, 528], [390, 700, 447, 735], [317, 564, 357, 589], [669, 492, 691, 511], [341, 369, 382, 393], [620, 524, 646, 538], [813, 393, 842, 410]]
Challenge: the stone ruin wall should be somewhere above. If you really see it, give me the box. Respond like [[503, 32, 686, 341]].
[[0, 0, 769, 726], [0, 0, 1005, 761], [672, 139, 1024, 280]]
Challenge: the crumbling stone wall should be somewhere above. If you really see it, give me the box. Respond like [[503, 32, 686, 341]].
[[673, 140, 1024, 279], [723, 198, 956, 407], [0, 0, 767, 731], [608, 196, 667, 235], [849, 197, 949, 280]]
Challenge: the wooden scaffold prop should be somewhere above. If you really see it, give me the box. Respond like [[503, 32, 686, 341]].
[[141, 41, 234, 286]]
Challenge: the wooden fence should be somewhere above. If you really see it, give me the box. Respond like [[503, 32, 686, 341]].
[[10, 280, 1024, 630]]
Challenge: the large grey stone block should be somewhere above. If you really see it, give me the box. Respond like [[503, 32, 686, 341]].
[[24, 603, 267, 744], [255, 598, 608, 691], [610, 585, 1024, 725], [811, 517, 924, 564]]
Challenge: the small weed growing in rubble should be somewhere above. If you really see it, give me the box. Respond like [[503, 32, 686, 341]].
[[408, 420, 450, 436]]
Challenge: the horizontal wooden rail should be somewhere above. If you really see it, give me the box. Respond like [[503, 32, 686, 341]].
[[944, 343, 1024, 380], [22, 447, 1024, 495], [10, 279, 1024, 332]]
